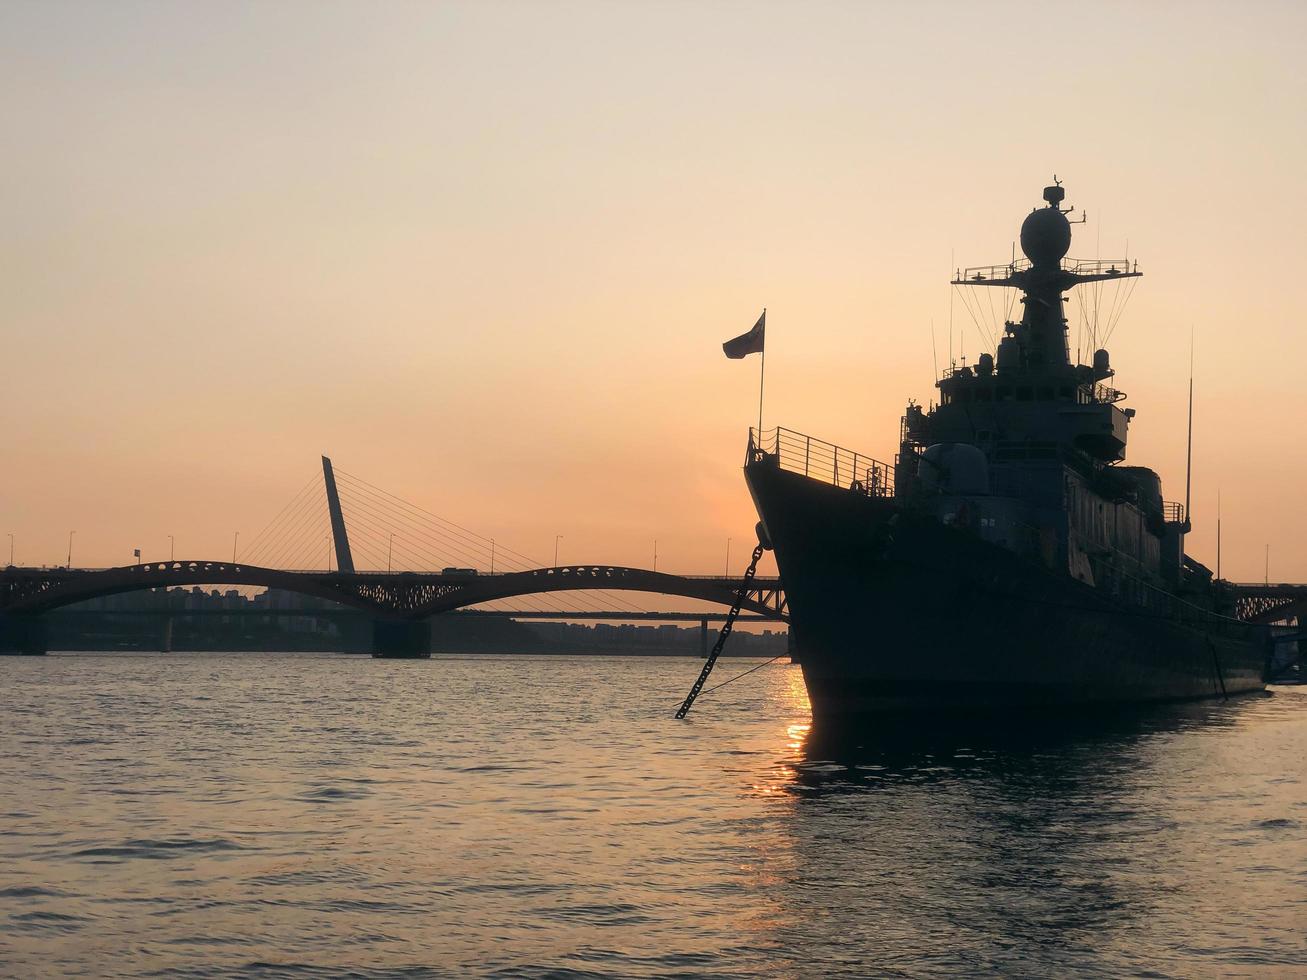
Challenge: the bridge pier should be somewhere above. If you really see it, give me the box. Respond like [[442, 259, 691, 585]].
[[699, 618, 709, 658], [0, 614, 48, 655], [371, 618, 431, 659]]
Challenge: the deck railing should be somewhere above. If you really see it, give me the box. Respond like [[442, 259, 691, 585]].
[[953, 257, 1136, 284], [1077, 381, 1127, 404], [749, 426, 894, 498], [1162, 501, 1186, 525]]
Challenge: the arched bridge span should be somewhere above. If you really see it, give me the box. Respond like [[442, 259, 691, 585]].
[[1231, 584, 1307, 625], [1, 562, 787, 621]]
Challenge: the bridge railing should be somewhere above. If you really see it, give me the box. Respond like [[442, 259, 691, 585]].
[[750, 426, 895, 498]]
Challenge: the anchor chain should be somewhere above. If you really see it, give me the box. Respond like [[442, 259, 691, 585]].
[[675, 540, 767, 719]]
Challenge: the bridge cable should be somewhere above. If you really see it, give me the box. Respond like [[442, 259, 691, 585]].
[[328, 491, 564, 613], [261, 492, 331, 570], [675, 540, 766, 719], [332, 490, 580, 616], [333, 468, 650, 613], [336, 484, 496, 569], [336, 468, 515, 554], [333, 464, 720, 622], [239, 473, 323, 565], [336, 470, 508, 562], [246, 482, 329, 568], [336, 474, 523, 573], [284, 524, 335, 571], [334, 503, 566, 615], [333, 471, 650, 616], [238, 482, 316, 564], [261, 511, 328, 570]]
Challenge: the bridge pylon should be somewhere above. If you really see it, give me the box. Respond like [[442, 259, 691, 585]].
[[0, 613, 48, 655], [322, 456, 356, 574], [371, 618, 432, 659]]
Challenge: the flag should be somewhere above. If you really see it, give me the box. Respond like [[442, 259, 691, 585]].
[[723, 311, 765, 359]]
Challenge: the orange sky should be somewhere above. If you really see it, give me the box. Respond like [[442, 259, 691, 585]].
[[4, 1, 1305, 588]]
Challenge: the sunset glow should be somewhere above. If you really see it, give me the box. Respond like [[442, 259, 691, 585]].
[[4, 2, 1304, 589]]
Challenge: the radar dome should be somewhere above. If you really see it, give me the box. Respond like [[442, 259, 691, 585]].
[[920, 443, 989, 496], [1019, 206, 1071, 267]]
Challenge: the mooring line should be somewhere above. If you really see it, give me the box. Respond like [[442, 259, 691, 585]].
[[675, 541, 767, 718]]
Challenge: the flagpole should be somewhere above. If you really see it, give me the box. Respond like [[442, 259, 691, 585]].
[[757, 308, 766, 441]]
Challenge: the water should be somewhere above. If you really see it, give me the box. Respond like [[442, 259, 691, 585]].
[[2, 653, 1305, 978]]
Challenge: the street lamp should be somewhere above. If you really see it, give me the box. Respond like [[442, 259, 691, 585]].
[[725, 537, 732, 577], [7, 532, 13, 567], [67, 531, 75, 568], [653, 539, 658, 573], [232, 531, 239, 563], [387, 533, 395, 573], [554, 535, 563, 567], [490, 538, 495, 575], [168, 535, 175, 562]]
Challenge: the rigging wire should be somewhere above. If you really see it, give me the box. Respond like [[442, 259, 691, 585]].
[[671, 654, 787, 704], [1101, 275, 1140, 348], [983, 281, 1000, 351], [953, 284, 1000, 357]]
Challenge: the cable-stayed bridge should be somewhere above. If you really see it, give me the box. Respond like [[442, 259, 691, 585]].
[[1, 458, 785, 656]]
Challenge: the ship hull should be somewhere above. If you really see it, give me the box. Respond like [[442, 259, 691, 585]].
[[747, 460, 1269, 719]]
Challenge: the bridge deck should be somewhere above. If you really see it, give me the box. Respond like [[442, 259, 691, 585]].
[[2, 563, 788, 621]]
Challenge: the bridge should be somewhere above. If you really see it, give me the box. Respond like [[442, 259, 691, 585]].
[[1, 561, 785, 655], [1, 562, 784, 619], [1229, 584, 1307, 626], [1, 458, 787, 656]]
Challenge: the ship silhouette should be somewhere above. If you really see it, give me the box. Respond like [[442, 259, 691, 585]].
[[745, 181, 1269, 718]]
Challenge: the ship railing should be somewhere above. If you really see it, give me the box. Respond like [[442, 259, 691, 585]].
[[1077, 382, 1127, 404], [938, 365, 983, 381], [1162, 501, 1186, 525], [749, 426, 895, 498], [1063, 258, 1136, 278], [952, 257, 1135, 284], [952, 262, 1024, 284]]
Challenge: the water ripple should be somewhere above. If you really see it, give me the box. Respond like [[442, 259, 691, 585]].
[[68, 837, 248, 861], [1, 653, 1304, 977]]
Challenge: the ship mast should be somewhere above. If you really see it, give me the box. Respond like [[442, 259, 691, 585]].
[[951, 178, 1141, 376]]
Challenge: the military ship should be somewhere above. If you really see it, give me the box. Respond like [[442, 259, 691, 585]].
[[746, 181, 1269, 718]]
